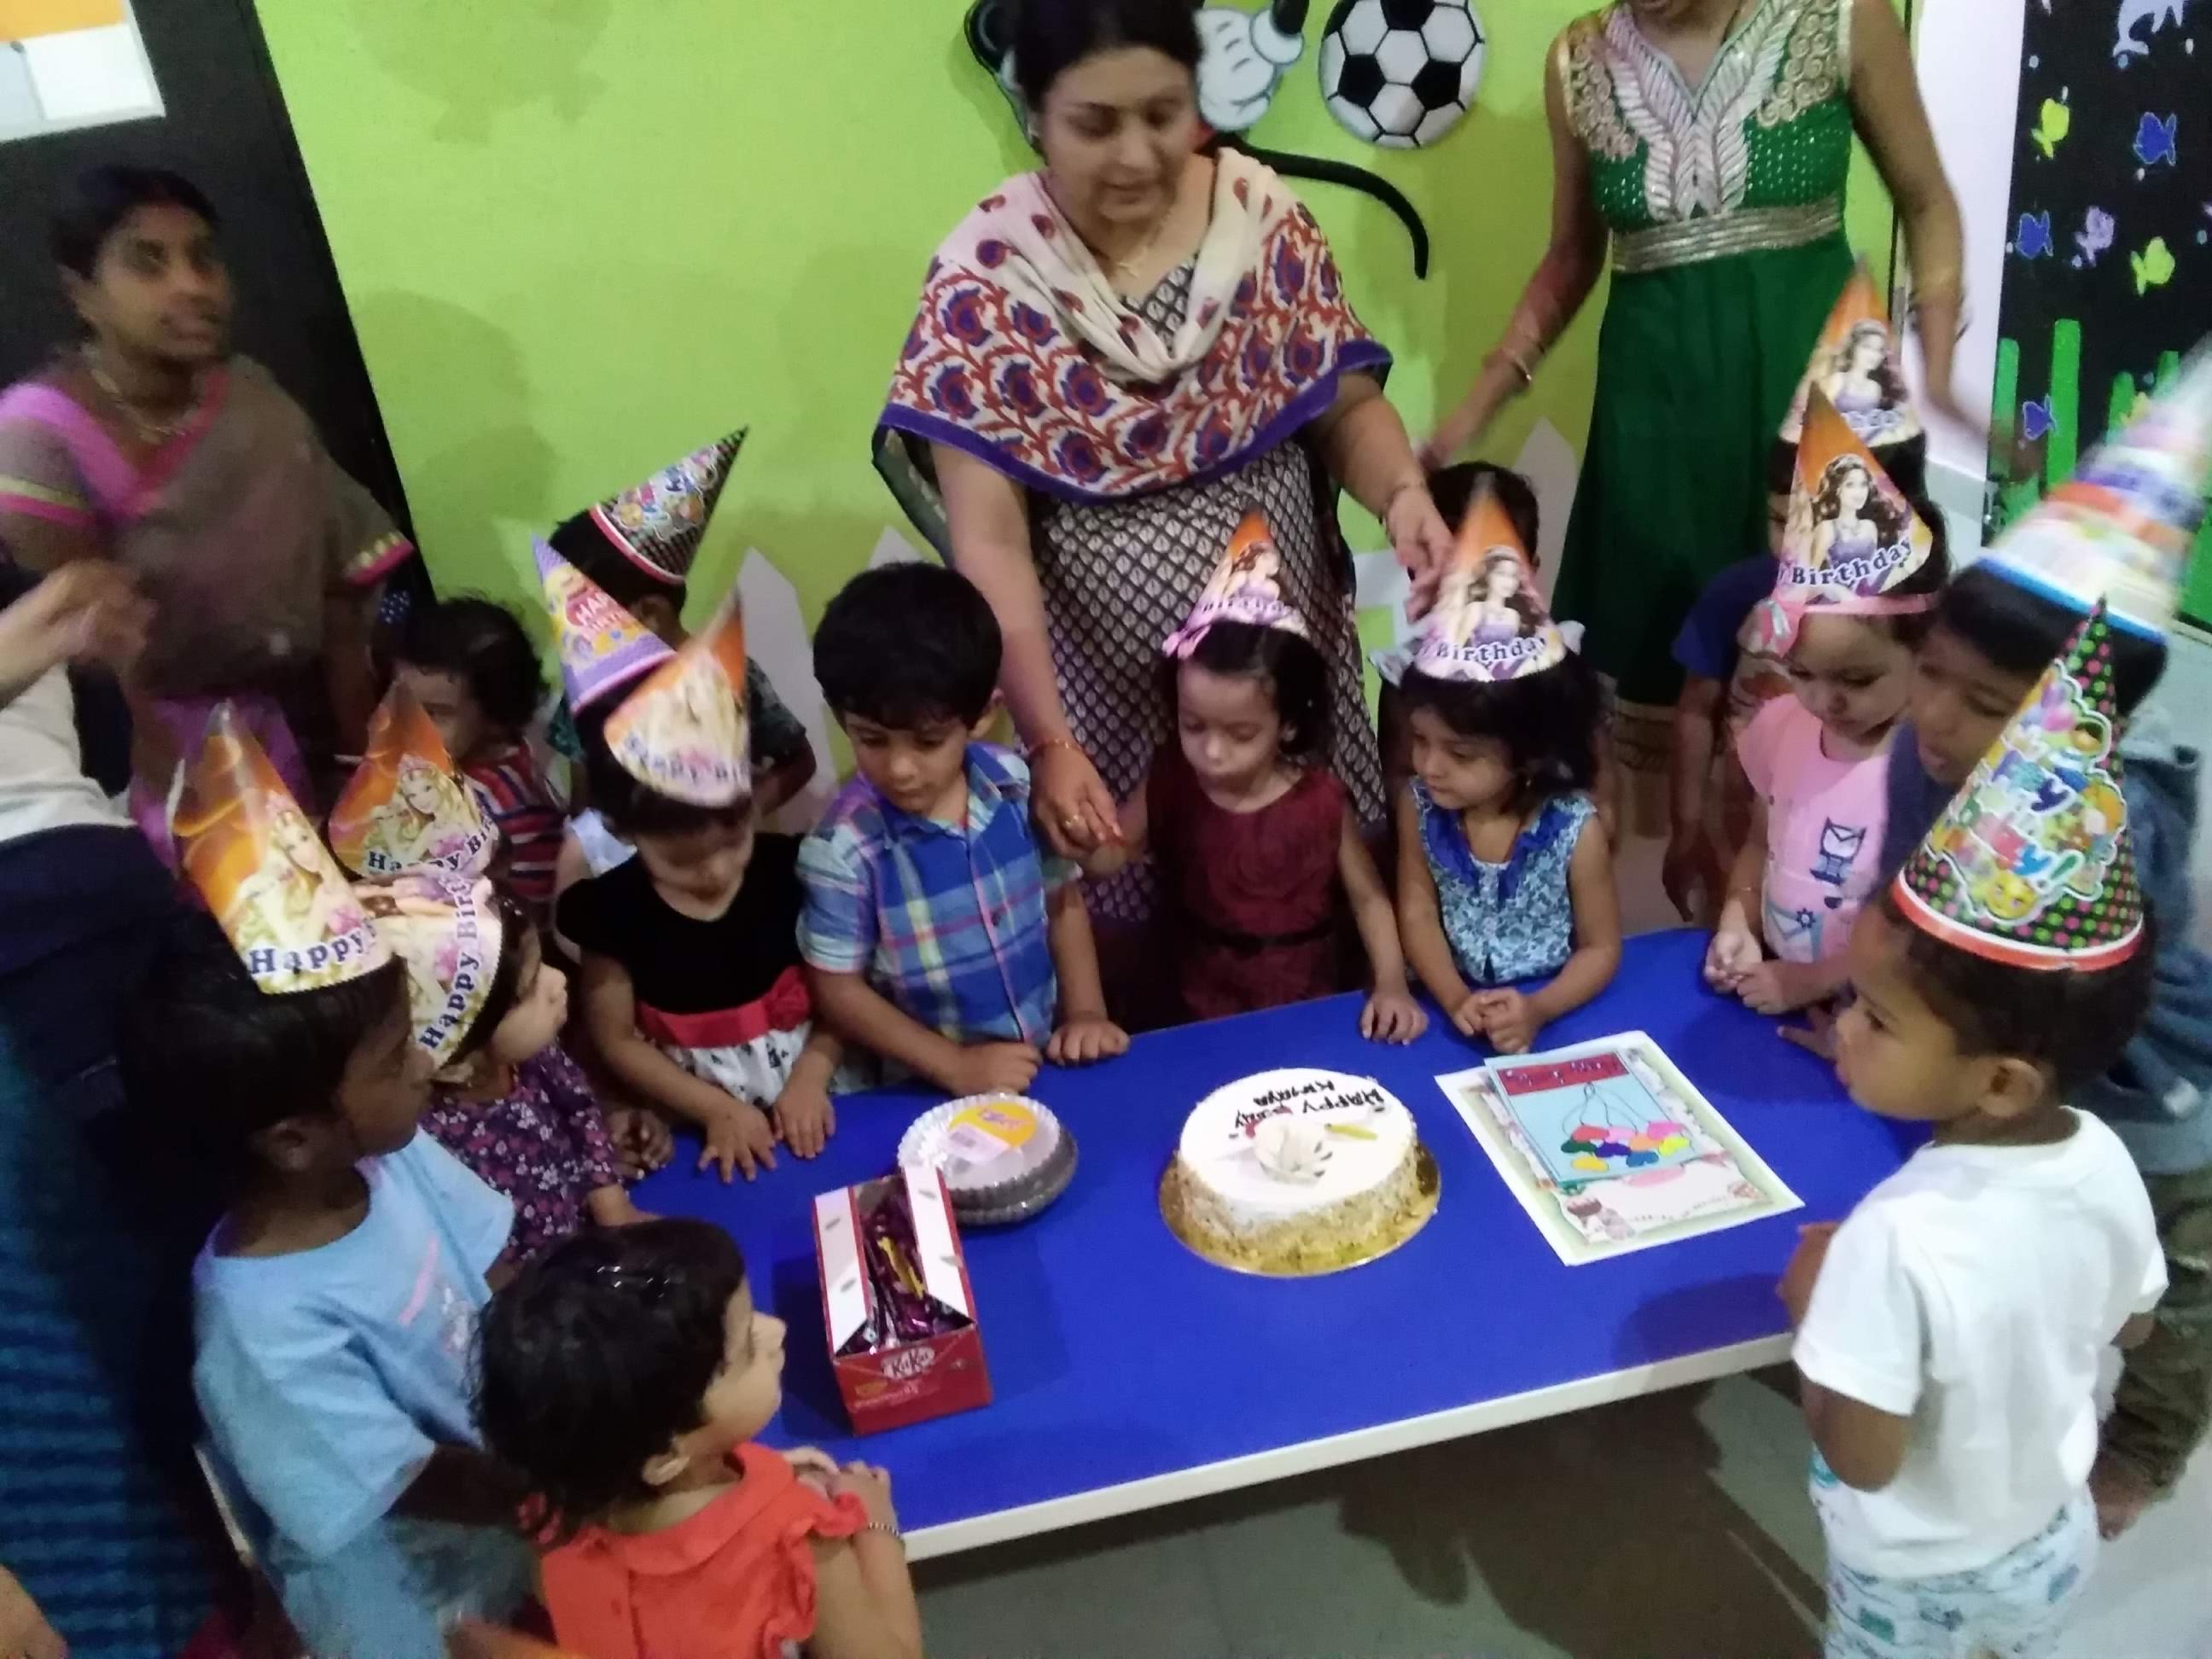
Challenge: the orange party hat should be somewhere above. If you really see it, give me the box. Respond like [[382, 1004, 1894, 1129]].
[[603, 582, 753, 807], [1162, 511, 1311, 657], [1778, 263, 1923, 451], [328, 683, 497, 879], [1411, 481, 1568, 684]]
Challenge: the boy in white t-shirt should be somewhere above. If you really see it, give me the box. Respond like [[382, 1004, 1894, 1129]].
[[1780, 608, 2166, 1659]]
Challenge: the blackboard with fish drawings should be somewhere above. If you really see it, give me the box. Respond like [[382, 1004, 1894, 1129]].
[[1988, 0, 2209, 626]]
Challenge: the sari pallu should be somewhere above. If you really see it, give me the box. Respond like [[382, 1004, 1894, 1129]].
[[0, 356, 412, 852]]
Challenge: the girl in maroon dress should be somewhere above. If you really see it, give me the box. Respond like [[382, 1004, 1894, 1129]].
[[1088, 513, 1427, 1035]]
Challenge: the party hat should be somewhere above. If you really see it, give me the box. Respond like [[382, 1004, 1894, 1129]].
[[1756, 390, 1937, 654], [328, 683, 497, 879], [602, 582, 753, 806], [1410, 482, 1568, 684], [1892, 605, 2143, 970], [356, 874, 505, 1069], [172, 704, 389, 995], [1778, 264, 1923, 450], [585, 430, 746, 586], [1981, 345, 2212, 641], [1162, 511, 1312, 658], [535, 538, 674, 713]]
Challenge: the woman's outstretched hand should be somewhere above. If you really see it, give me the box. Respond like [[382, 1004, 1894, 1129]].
[[1384, 481, 1455, 621], [1031, 740, 1120, 860]]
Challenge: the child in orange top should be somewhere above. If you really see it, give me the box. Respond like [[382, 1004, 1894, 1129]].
[[477, 1220, 920, 1659]]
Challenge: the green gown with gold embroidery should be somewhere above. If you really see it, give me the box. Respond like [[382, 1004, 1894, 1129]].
[[1549, 0, 1857, 714]]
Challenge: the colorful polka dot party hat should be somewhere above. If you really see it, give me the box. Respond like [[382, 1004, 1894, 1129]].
[[1411, 479, 1568, 684], [1778, 262, 1923, 451], [1892, 604, 2143, 970], [583, 429, 746, 586], [602, 581, 753, 807], [1980, 343, 2212, 642], [1162, 510, 1312, 658], [354, 873, 505, 1070], [1756, 389, 1936, 654], [327, 682, 497, 880], [172, 703, 390, 995], [535, 538, 674, 713]]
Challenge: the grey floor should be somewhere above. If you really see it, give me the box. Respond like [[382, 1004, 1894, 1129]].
[[914, 797, 2212, 1657]]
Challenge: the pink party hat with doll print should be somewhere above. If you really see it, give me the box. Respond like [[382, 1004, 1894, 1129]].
[[602, 583, 753, 808], [1163, 510, 1312, 658], [353, 873, 505, 1069], [535, 538, 674, 713], [1755, 390, 1936, 655], [1777, 264, 1924, 451], [171, 703, 390, 995], [327, 682, 497, 880], [1410, 483, 1568, 684], [586, 429, 746, 586], [1980, 344, 2212, 641], [1893, 605, 2143, 971]]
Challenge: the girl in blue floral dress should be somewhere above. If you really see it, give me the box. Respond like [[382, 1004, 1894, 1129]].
[[1394, 486, 1623, 1056]]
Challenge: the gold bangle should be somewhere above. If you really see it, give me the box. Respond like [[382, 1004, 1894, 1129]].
[[1026, 735, 1082, 762], [1486, 345, 1536, 389]]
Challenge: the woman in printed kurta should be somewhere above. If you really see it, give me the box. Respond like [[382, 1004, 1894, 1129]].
[[1425, 0, 1964, 789], [875, 1, 1452, 931]]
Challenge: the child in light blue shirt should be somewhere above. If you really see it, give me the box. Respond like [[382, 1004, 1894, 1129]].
[[126, 918, 537, 1658]]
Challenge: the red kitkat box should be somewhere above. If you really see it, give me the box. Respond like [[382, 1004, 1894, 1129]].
[[812, 1165, 992, 1435]]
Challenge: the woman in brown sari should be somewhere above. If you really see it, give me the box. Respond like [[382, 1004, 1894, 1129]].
[[0, 166, 410, 858]]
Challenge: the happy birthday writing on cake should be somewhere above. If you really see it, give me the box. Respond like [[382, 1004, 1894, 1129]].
[[1235, 1078, 1387, 1136]]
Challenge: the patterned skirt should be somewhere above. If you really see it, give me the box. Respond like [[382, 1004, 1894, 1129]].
[[1037, 436, 1385, 925]]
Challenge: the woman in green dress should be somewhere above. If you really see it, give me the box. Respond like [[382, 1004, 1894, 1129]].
[[1424, 0, 1965, 790]]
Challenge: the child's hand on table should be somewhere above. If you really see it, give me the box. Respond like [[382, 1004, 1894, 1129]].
[[1778, 1221, 1839, 1327], [1047, 1013, 1128, 1067], [1704, 924, 1762, 992], [1360, 985, 1428, 1045], [1735, 958, 1825, 1016], [606, 1106, 675, 1179], [773, 1078, 837, 1160], [946, 1041, 1043, 1098], [700, 1103, 779, 1183], [1779, 1003, 1839, 1061], [586, 1185, 656, 1228], [1471, 988, 1539, 1055]]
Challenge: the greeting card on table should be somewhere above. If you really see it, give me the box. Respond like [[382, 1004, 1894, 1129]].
[[1437, 1032, 1800, 1265]]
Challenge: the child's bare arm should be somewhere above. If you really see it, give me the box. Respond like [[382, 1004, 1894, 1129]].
[[806, 1535, 923, 1659], [1393, 788, 1475, 1027], [575, 952, 777, 1181], [1665, 676, 1724, 917], [807, 966, 1039, 1097], [1799, 1379, 1911, 1492], [1527, 822, 1623, 1028], [1340, 809, 1425, 1042], [389, 1445, 526, 1530], [1043, 883, 1126, 1065], [1081, 777, 1150, 880]]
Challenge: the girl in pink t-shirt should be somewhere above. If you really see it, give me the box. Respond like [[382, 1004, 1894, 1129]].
[[1704, 510, 1947, 1016]]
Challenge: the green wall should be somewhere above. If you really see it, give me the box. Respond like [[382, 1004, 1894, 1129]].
[[253, 1, 1896, 632]]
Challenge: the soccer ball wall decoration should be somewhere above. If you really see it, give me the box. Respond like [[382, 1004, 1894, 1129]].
[[1318, 0, 1486, 149]]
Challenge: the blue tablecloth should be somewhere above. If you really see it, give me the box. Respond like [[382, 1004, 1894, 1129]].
[[635, 928, 1918, 1550]]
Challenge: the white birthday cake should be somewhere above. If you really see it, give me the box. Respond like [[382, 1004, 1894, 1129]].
[[1163, 1068, 1431, 1274]]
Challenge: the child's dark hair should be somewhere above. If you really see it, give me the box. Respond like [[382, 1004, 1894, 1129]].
[[548, 512, 685, 614], [397, 597, 545, 736], [53, 164, 219, 276], [1933, 564, 2168, 714], [476, 1219, 750, 1540], [1162, 620, 1330, 763], [816, 562, 1001, 731], [1400, 649, 1604, 811], [1874, 887, 2160, 1096], [1011, 0, 1203, 111], [119, 912, 406, 1181], [578, 703, 753, 840], [1428, 463, 1540, 553]]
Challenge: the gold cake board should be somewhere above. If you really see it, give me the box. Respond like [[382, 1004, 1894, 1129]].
[[1159, 1145, 1441, 1278]]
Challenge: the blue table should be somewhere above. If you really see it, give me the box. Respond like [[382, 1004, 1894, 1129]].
[[635, 928, 1917, 1561]]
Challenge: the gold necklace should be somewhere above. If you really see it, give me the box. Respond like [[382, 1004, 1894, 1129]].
[[84, 346, 197, 445], [1108, 212, 1169, 285]]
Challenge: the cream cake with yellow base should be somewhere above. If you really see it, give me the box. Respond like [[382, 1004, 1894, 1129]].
[[1161, 1068, 1437, 1275]]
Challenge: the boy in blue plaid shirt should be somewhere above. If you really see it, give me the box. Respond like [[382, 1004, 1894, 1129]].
[[800, 564, 1127, 1095]]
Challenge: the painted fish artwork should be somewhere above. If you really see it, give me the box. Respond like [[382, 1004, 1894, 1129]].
[[2033, 95, 2071, 157], [2132, 236, 2177, 292], [2114, 0, 2189, 63], [2023, 396, 2055, 441], [2133, 111, 2179, 167], [2074, 206, 2116, 265], [2016, 210, 2055, 259]]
